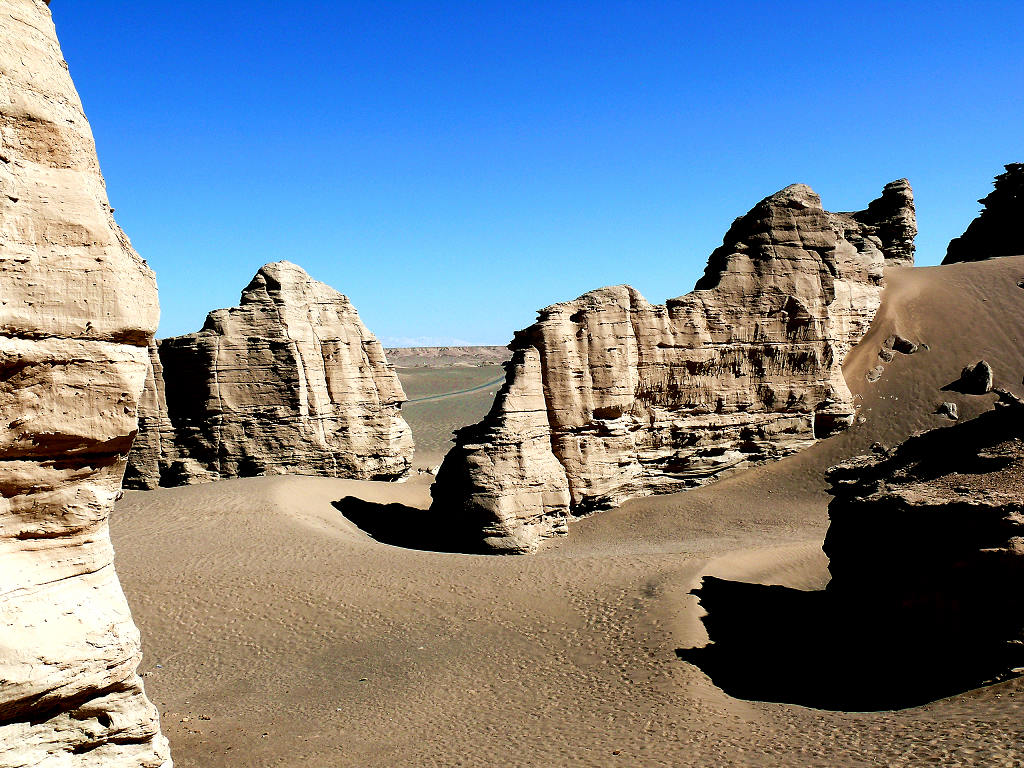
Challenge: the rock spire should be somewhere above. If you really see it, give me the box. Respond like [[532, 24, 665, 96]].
[[0, 1, 171, 764]]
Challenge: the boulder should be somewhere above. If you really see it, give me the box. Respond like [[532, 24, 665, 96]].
[[431, 181, 916, 552], [954, 360, 995, 394], [0, 2, 171, 765], [126, 262, 413, 487]]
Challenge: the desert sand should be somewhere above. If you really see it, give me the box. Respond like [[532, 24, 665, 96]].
[[112, 256, 1024, 767]]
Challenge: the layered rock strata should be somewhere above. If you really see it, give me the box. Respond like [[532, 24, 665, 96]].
[[126, 262, 413, 487], [432, 181, 916, 552], [824, 393, 1024, 670], [943, 163, 1024, 264], [0, 1, 171, 765]]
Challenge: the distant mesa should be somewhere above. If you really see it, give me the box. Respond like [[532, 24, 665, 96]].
[[385, 345, 512, 368], [125, 261, 414, 489], [430, 179, 917, 553], [943, 163, 1024, 265]]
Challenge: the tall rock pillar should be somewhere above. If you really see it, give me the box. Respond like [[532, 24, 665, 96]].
[[0, 1, 171, 765]]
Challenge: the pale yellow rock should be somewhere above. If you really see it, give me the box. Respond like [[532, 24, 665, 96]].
[[432, 182, 916, 553], [127, 261, 413, 487], [0, 1, 171, 765]]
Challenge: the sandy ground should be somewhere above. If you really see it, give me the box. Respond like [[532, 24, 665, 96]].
[[397, 364, 505, 468], [113, 257, 1024, 767]]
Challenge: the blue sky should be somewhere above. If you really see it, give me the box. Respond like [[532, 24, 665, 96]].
[[52, 1, 1024, 345]]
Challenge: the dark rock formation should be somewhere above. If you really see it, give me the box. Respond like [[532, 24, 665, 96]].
[[681, 391, 1024, 710], [945, 359, 995, 395], [126, 262, 413, 488], [823, 395, 1024, 678], [431, 180, 917, 553], [944, 163, 1024, 264]]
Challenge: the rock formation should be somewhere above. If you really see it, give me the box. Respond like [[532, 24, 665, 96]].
[[0, 1, 171, 765], [945, 359, 995, 395], [824, 393, 1024, 672], [123, 341, 174, 490], [126, 262, 413, 487], [943, 163, 1024, 264], [432, 181, 916, 553]]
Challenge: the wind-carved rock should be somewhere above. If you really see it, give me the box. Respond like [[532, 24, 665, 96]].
[[431, 181, 916, 553], [943, 163, 1024, 264], [126, 261, 413, 487], [0, 1, 171, 765]]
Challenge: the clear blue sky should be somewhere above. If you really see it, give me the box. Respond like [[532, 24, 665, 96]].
[[52, 1, 1023, 345]]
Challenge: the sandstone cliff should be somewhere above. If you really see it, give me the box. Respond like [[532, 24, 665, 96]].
[[943, 163, 1024, 264], [126, 262, 413, 487], [431, 181, 916, 553], [824, 391, 1024, 675], [0, 1, 171, 765]]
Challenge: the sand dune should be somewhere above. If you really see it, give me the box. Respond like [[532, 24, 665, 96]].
[[112, 257, 1024, 767]]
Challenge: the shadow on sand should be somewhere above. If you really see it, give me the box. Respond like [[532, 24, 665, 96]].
[[677, 576, 1022, 711], [332, 496, 488, 554]]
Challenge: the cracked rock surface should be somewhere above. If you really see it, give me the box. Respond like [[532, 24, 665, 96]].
[[127, 261, 413, 488], [431, 181, 916, 553], [0, 1, 171, 765]]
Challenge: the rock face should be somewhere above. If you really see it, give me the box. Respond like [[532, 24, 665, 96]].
[[824, 395, 1024, 670], [943, 163, 1024, 264], [126, 262, 413, 487], [432, 181, 916, 553], [123, 341, 174, 490], [0, 2, 171, 766]]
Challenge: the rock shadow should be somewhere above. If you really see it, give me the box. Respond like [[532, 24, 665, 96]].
[[676, 576, 1022, 711], [332, 496, 489, 554]]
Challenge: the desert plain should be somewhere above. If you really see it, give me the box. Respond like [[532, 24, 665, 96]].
[[112, 258, 1024, 767]]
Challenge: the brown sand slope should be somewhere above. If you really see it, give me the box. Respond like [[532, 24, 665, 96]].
[[113, 256, 1024, 767]]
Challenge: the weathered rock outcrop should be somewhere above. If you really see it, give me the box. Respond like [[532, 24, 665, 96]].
[[432, 181, 916, 552], [0, 2, 171, 765], [824, 393, 1024, 670], [943, 163, 1024, 264], [126, 262, 413, 487]]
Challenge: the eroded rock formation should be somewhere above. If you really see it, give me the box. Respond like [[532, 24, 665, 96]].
[[0, 1, 171, 765], [824, 393, 1024, 671], [432, 181, 916, 552], [126, 262, 413, 487], [943, 163, 1024, 264]]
